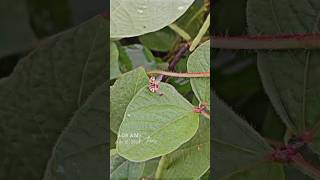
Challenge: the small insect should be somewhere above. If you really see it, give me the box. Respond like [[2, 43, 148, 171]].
[[148, 76, 163, 96]]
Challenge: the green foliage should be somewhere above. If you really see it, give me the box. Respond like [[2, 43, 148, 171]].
[[110, 0, 210, 179], [110, 0, 196, 38], [44, 84, 107, 180], [117, 83, 199, 161], [214, 0, 320, 179], [0, 0, 36, 58], [247, 0, 320, 154], [0, 15, 107, 179], [188, 40, 210, 106]]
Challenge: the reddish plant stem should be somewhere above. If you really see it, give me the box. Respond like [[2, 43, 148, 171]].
[[148, 70, 210, 78], [293, 154, 320, 178], [211, 33, 320, 49]]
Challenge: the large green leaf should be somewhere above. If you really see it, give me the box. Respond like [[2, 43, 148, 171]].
[[0, 0, 36, 58], [110, 67, 149, 134], [110, 41, 121, 79], [247, 0, 320, 153], [212, 94, 284, 179], [117, 83, 199, 162], [155, 116, 209, 179], [0, 15, 107, 179], [110, 149, 145, 180], [110, 0, 195, 38], [43, 84, 107, 180], [187, 40, 210, 106]]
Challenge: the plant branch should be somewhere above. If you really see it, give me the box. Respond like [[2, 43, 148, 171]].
[[212, 33, 320, 49], [148, 70, 210, 78], [168, 43, 190, 71], [292, 154, 320, 178], [201, 111, 210, 119]]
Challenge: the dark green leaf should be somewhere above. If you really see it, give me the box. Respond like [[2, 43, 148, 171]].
[[0, 0, 36, 58], [43, 84, 107, 180], [139, 27, 177, 52], [0, 15, 107, 179], [247, 0, 320, 153], [212, 94, 284, 179]]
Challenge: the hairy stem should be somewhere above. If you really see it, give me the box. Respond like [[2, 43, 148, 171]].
[[201, 111, 210, 119], [292, 154, 320, 178], [212, 33, 320, 49], [168, 43, 190, 71], [148, 70, 210, 78]]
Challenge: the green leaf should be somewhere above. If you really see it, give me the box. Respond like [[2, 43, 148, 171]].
[[43, 84, 107, 180], [139, 27, 177, 52], [121, 44, 161, 71], [141, 158, 160, 179], [110, 149, 145, 180], [0, 0, 36, 58], [0, 15, 107, 179], [225, 163, 285, 180], [155, 116, 209, 179], [175, 0, 206, 38], [187, 40, 210, 106], [117, 83, 199, 162], [110, 0, 195, 38], [212, 94, 284, 179], [110, 67, 149, 134], [247, 0, 320, 153], [110, 41, 121, 79]]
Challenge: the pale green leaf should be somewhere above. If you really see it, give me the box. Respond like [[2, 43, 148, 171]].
[[117, 83, 199, 162], [155, 116, 209, 179], [0, 15, 107, 179], [43, 84, 108, 180], [187, 40, 210, 107], [110, 67, 149, 134], [212, 94, 284, 179], [110, 0, 195, 38], [110, 149, 145, 180], [110, 41, 121, 79]]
